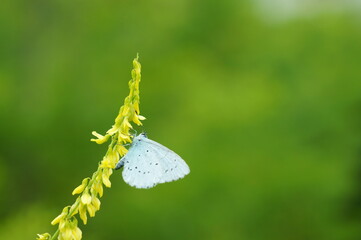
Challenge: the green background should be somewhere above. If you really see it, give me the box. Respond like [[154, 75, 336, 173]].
[[1, 0, 361, 239]]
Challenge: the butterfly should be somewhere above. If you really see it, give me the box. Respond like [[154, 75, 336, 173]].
[[115, 133, 190, 189]]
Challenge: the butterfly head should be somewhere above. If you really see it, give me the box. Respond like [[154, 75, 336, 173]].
[[132, 132, 148, 143]]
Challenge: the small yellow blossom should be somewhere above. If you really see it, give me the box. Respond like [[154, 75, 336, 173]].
[[119, 132, 132, 143], [72, 227, 82, 240], [86, 203, 96, 217], [134, 102, 140, 114], [101, 168, 112, 188], [72, 178, 89, 195], [99, 157, 112, 169], [91, 131, 111, 144], [138, 115, 146, 120], [80, 188, 92, 205], [78, 203, 88, 225], [37, 233, 51, 240], [123, 117, 132, 129], [132, 114, 142, 126], [92, 179, 103, 197], [61, 227, 73, 240], [116, 144, 128, 156], [51, 206, 69, 225], [121, 105, 130, 116], [106, 123, 121, 136], [69, 200, 79, 217], [57, 218, 82, 240], [91, 196, 101, 210]]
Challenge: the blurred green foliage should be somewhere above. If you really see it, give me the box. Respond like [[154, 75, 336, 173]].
[[1, 0, 361, 240]]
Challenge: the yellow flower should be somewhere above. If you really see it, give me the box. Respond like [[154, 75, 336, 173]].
[[72, 178, 89, 195], [121, 105, 130, 116], [80, 188, 92, 205], [51, 213, 64, 226], [86, 203, 96, 217], [92, 196, 101, 211], [101, 168, 112, 188], [107, 123, 121, 136], [134, 102, 140, 114], [72, 227, 82, 240], [51, 206, 69, 225], [61, 227, 73, 240], [92, 178, 103, 197], [116, 144, 128, 156], [118, 132, 132, 143], [122, 117, 132, 129], [132, 114, 142, 126], [91, 131, 111, 144], [78, 203, 88, 225], [69, 200, 79, 217], [99, 156, 113, 168], [57, 218, 82, 240], [36, 233, 51, 240]]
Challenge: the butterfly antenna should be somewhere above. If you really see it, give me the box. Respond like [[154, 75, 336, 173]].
[[130, 129, 137, 138]]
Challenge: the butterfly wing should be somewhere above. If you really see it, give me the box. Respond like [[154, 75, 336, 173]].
[[142, 138, 190, 184], [118, 134, 190, 189], [121, 139, 163, 189]]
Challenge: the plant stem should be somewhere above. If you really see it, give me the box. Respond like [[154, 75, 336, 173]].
[[50, 229, 59, 240]]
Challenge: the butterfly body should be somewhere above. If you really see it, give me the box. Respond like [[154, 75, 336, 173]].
[[115, 133, 190, 189]]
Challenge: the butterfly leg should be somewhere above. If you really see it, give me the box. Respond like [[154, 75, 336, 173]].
[[115, 157, 125, 170]]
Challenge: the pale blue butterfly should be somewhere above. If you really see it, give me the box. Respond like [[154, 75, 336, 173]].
[[115, 133, 190, 189]]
